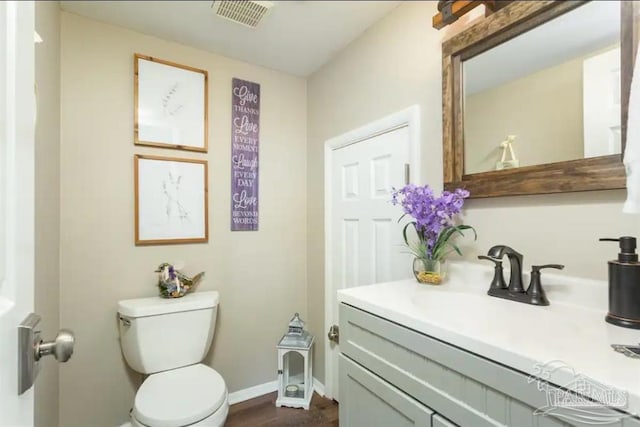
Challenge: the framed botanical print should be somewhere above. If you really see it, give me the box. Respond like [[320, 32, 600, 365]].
[[134, 154, 208, 245], [134, 54, 208, 152]]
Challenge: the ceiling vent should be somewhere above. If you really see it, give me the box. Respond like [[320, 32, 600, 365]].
[[212, 1, 274, 29]]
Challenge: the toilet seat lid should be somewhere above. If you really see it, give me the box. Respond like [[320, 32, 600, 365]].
[[134, 364, 226, 427]]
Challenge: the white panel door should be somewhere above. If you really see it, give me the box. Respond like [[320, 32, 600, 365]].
[[328, 125, 413, 401], [0, 1, 36, 425], [583, 46, 621, 158]]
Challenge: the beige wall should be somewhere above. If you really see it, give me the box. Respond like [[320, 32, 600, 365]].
[[307, 0, 640, 385], [464, 56, 584, 174], [34, 2, 60, 427], [307, 1, 444, 384], [60, 12, 307, 427]]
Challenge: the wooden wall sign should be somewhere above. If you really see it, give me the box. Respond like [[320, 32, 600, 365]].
[[231, 78, 260, 231]]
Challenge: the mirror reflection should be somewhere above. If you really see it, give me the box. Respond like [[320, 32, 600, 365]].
[[463, 1, 621, 175]]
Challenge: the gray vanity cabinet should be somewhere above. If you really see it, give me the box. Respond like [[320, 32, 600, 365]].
[[339, 303, 640, 427]]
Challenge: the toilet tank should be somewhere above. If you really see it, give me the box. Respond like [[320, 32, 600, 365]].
[[117, 291, 219, 374]]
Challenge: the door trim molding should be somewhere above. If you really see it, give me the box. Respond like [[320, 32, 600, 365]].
[[323, 105, 421, 400]]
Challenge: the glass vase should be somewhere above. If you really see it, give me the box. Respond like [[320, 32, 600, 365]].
[[413, 258, 447, 285]]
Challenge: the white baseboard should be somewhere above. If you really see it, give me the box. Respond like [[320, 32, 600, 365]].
[[228, 380, 278, 405], [228, 378, 327, 406], [313, 377, 326, 397]]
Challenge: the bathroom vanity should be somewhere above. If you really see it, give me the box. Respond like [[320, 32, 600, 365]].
[[337, 263, 640, 427]]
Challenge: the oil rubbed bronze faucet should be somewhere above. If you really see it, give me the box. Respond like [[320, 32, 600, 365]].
[[487, 245, 525, 292], [479, 245, 564, 306]]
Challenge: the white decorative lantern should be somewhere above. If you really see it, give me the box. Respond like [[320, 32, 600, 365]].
[[276, 313, 314, 410]]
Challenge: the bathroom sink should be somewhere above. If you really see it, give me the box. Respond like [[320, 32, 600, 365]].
[[338, 261, 640, 419], [409, 286, 532, 344], [410, 288, 488, 316], [338, 261, 616, 351], [338, 261, 640, 417], [409, 275, 605, 341]]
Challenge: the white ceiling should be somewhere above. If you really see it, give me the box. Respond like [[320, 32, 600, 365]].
[[59, 0, 401, 77], [464, 0, 620, 95]]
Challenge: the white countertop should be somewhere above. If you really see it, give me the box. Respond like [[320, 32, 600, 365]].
[[337, 262, 640, 416]]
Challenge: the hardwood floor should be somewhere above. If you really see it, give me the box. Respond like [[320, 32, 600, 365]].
[[226, 392, 339, 427]]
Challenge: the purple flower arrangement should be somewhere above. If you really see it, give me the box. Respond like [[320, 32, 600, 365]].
[[391, 184, 475, 261]]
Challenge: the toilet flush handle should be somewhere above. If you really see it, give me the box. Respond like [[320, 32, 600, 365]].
[[119, 315, 131, 327]]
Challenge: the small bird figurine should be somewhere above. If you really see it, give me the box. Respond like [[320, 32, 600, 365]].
[[155, 263, 205, 298]]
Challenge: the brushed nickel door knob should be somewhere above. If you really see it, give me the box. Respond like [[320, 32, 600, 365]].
[[35, 329, 75, 362], [327, 325, 339, 344]]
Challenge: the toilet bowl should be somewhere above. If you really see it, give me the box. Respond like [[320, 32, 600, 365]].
[[131, 364, 228, 427], [118, 291, 228, 427]]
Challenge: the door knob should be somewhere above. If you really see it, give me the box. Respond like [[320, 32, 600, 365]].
[[35, 329, 75, 362], [18, 313, 76, 395], [328, 325, 339, 344]]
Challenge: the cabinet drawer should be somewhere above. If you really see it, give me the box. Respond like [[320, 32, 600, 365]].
[[340, 354, 433, 427], [340, 303, 637, 427], [433, 414, 458, 427]]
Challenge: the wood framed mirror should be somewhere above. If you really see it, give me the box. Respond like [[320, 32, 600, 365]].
[[442, 0, 639, 198]]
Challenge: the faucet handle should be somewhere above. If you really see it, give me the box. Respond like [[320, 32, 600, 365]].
[[478, 255, 501, 264], [478, 255, 507, 290], [526, 264, 564, 306], [531, 264, 564, 273]]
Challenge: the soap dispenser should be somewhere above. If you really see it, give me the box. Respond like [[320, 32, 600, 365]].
[[600, 237, 640, 329]]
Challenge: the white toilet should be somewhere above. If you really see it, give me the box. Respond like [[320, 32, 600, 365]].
[[118, 291, 229, 427]]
